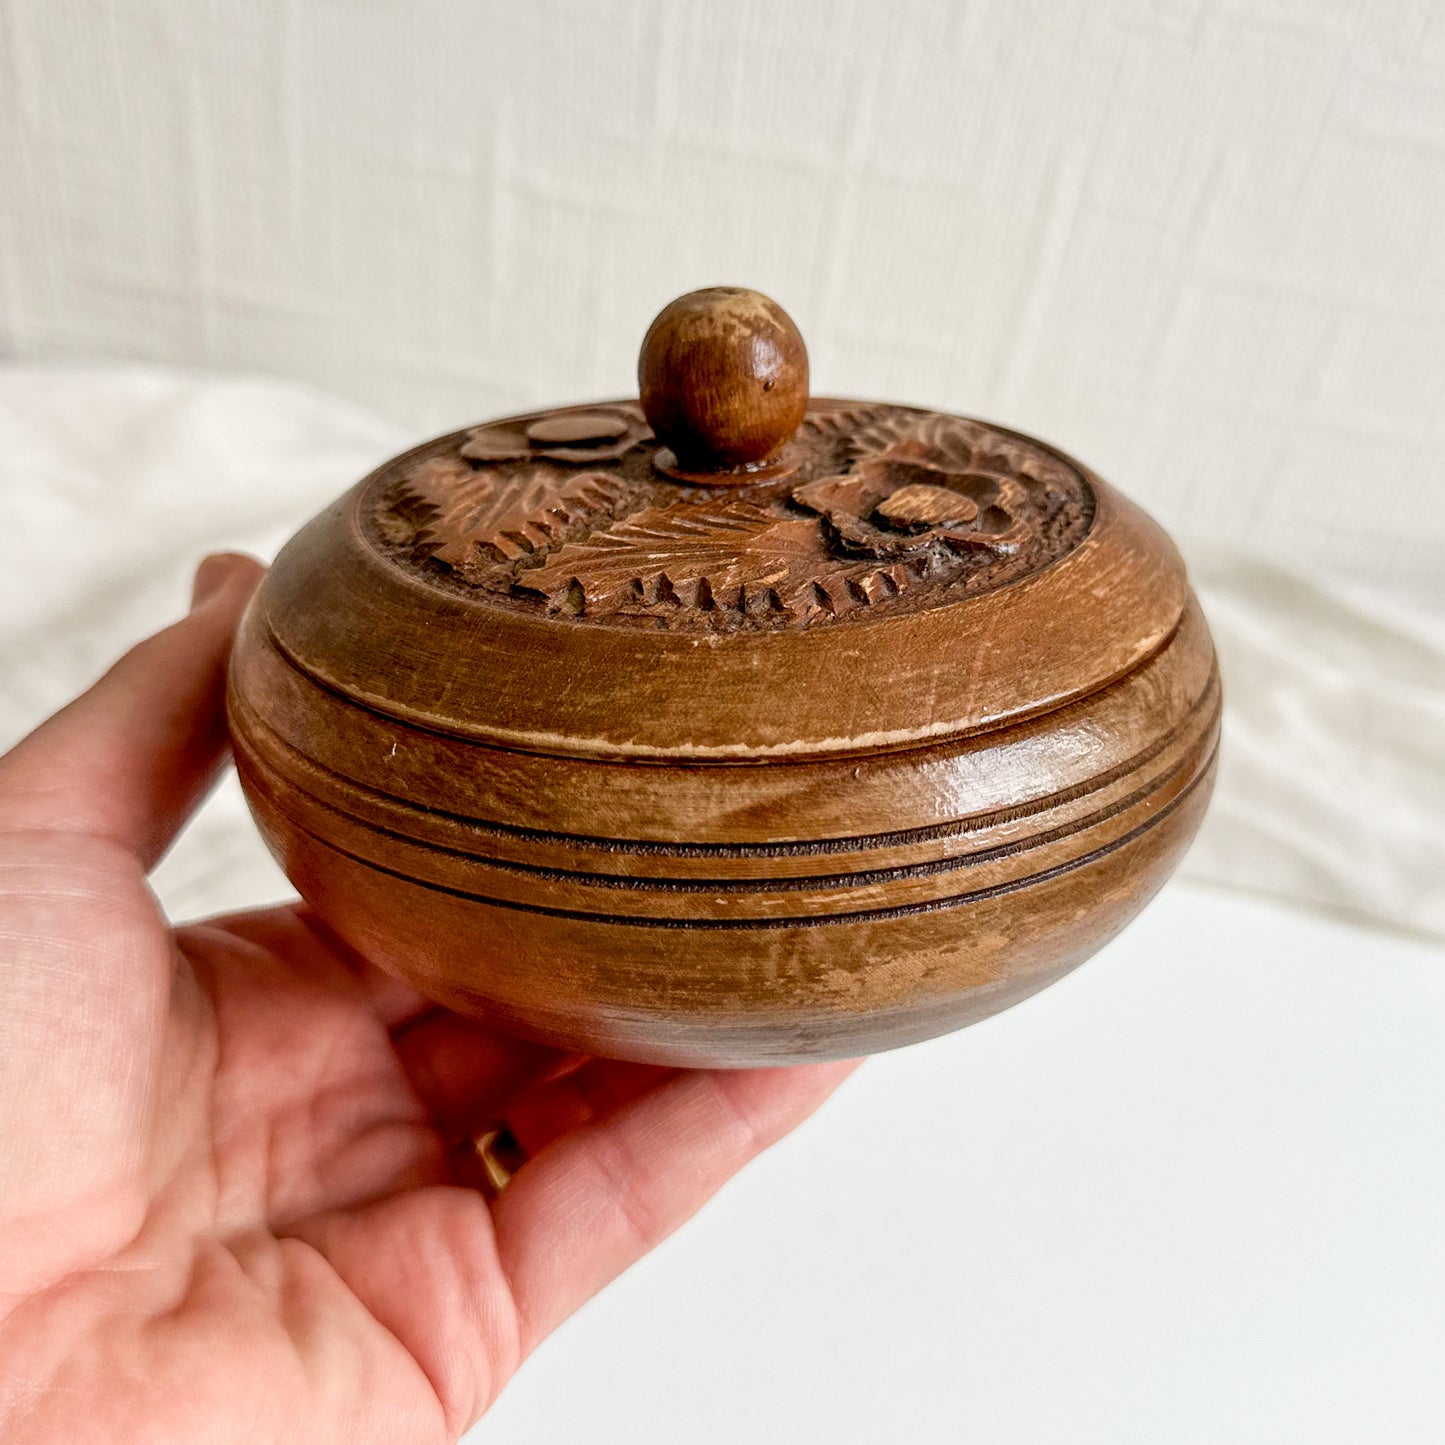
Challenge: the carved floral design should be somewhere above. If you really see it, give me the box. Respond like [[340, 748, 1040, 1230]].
[[460, 405, 651, 465], [372, 403, 1091, 630], [792, 454, 1033, 559]]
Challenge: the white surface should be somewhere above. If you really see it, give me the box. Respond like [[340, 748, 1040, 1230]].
[[3, 0, 1445, 581], [474, 884, 1445, 1444]]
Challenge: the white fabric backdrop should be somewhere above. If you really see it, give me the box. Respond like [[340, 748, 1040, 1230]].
[[1, 365, 1440, 939], [3, 0, 1445, 583]]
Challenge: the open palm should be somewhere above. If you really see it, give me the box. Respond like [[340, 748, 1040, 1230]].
[[0, 555, 856, 1444]]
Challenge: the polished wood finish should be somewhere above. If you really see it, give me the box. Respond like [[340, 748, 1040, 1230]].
[[638, 287, 809, 479], [227, 289, 1219, 1067]]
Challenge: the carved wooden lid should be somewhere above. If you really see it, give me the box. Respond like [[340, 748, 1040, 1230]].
[[259, 288, 1187, 759]]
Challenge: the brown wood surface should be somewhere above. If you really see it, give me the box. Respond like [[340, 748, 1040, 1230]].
[[259, 410, 1183, 759], [638, 287, 809, 478], [226, 288, 1220, 1066]]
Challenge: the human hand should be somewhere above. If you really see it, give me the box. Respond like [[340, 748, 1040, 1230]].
[[0, 554, 857, 1443]]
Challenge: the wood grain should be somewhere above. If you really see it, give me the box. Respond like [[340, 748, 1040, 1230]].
[[227, 293, 1219, 1065], [638, 287, 808, 478]]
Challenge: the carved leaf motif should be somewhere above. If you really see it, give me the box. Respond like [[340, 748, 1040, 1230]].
[[902, 412, 1072, 489], [796, 404, 905, 456], [803, 558, 917, 618], [848, 411, 935, 463], [519, 498, 933, 621], [897, 412, 988, 467], [518, 501, 820, 612], [405, 458, 630, 568]]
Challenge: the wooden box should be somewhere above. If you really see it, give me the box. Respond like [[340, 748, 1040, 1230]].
[[228, 289, 1219, 1066]]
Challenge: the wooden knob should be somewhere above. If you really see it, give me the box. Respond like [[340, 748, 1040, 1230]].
[[639, 287, 809, 478]]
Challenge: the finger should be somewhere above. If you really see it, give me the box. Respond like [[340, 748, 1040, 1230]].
[[502, 1057, 675, 1155], [0, 553, 264, 870], [392, 1009, 575, 1136], [445, 1056, 666, 1199], [293, 1188, 516, 1435], [491, 1059, 861, 1353]]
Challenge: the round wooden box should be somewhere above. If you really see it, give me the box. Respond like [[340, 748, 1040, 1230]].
[[228, 288, 1219, 1067]]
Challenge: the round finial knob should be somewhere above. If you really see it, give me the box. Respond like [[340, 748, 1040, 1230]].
[[639, 287, 808, 480]]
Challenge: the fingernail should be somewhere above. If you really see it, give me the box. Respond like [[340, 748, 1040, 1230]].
[[190, 553, 243, 610]]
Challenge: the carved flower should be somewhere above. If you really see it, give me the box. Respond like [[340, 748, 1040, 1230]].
[[793, 437, 1035, 559], [460, 405, 651, 466]]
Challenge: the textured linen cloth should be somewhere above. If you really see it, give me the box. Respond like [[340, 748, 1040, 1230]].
[[2, 365, 1440, 938]]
